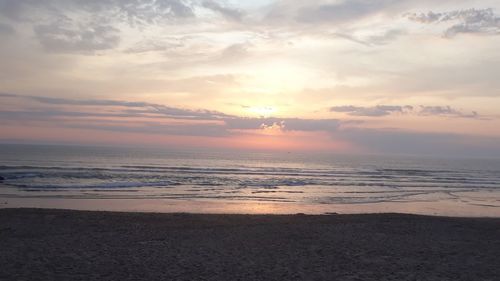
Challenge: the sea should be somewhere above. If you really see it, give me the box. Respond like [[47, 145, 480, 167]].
[[1, 144, 499, 216]]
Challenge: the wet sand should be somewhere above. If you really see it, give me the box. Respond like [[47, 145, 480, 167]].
[[1, 208, 499, 281]]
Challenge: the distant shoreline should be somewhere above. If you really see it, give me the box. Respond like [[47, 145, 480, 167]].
[[2, 208, 499, 280]]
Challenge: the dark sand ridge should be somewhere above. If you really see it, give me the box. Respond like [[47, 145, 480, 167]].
[[1, 209, 499, 281]]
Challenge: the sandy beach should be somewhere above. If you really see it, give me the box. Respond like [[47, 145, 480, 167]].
[[1, 209, 499, 280]]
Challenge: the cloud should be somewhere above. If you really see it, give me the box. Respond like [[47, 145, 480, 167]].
[[224, 117, 342, 132], [2, 93, 499, 157], [202, 1, 243, 21], [332, 32, 373, 47], [262, 0, 411, 28], [0, 93, 232, 137], [0, 92, 344, 130], [124, 38, 185, 53], [0, 0, 196, 54], [333, 28, 406, 47], [330, 104, 483, 119], [34, 21, 120, 53], [66, 121, 230, 137], [366, 29, 406, 45], [0, 93, 231, 120], [418, 106, 479, 119], [259, 121, 286, 133], [0, 22, 14, 35], [0, 0, 195, 24], [116, 0, 195, 23], [330, 105, 413, 117], [219, 42, 252, 61], [406, 8, 500, 37], [296, 0, 399, 24], [0, 0, 42, 21], [2, 95, 485, 137], [0, 93, 347, 137], [0, 109, 230, 137]]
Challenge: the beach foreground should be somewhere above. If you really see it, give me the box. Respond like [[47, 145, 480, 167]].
[[1, 209, 499, 281]]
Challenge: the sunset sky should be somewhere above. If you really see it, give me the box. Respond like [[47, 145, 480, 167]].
[[0, 0, 499, 157]]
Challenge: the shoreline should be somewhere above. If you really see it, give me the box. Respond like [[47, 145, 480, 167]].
[[2, 208, 500, 280], [2, 206, 500, 219], [2, 193, 500, 217]]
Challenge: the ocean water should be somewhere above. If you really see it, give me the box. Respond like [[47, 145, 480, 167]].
[[1, 144, 499, 216]]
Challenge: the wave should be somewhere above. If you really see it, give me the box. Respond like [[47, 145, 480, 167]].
[[0, 164, 499, 190]]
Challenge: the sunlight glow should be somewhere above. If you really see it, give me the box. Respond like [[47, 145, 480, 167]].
[[246, 106, 277, 117]]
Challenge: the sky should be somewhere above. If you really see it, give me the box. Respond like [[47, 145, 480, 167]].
[[0, 0, 499, 157]]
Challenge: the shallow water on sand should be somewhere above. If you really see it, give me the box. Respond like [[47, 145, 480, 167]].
[[1, 144, 499, 216]]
